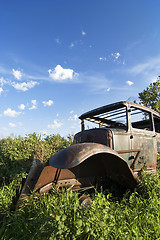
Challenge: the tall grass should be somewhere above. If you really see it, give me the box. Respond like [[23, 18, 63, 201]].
[[0, 170, 160, 239], [0, 134, 160, 239]]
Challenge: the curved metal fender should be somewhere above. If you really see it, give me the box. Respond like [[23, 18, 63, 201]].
[[48, 143, 132, 172], [49, 143, 120, 169], [49, 143, 138, 188]]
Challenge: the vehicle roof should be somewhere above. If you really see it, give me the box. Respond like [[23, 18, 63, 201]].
[[79, 101, 160, 120]]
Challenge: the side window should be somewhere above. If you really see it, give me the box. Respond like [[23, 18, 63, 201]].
[[153, 116, 160, 133], [130, 107, 153, 131]]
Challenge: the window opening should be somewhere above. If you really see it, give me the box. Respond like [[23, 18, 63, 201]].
[[84, 106, 127, 129], [130, 107, 152, 131], [153, 116, 160, 133]]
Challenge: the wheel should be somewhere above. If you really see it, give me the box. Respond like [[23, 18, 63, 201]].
[[78, 194, 92, 208]]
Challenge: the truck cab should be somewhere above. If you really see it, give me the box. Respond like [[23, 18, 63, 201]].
[[74, 101, 160, 175]]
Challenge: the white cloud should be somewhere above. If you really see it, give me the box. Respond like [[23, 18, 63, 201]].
[[29, 100, 37, 110], [70, 110, 74, 114], [9, 122, 16, 127], [12, 69, 22, 80], [68, 114, 78, 121], [12, 81, 39, 91], [126, 81, 134, 86], [18, 104, 26, 110], [42, 100, 54, 107], [48, 65, 79, 81], [99, 57, 107, 61], [0, 87, 3, 94], [0, 77, 7, 86], [48, 120, 63, 129], [115, 52, 120, 59], [81, 30, 86, 36], [99, 52, 121, 63], [4, 108, 21, 117], [111, 52, 121, 61], [106, 88, 110, 92]]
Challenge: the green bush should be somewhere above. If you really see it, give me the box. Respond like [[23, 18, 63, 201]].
[[0, 133, 72, 186]]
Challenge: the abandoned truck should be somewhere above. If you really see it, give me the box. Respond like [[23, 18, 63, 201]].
[[20, 101, 160, 200]]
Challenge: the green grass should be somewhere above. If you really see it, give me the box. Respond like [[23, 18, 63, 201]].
[[0, 170, 160, 240], [0, 134, 160, 239]]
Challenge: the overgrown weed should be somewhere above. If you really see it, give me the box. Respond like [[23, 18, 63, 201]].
[[0, 169, 159, 239], [0, 134, 159, 239]]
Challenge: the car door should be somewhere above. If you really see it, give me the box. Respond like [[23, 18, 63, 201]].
[[130, 107, 157, 172]]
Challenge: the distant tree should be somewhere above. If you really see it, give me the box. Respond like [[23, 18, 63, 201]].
[[139, 76, 160, 113]]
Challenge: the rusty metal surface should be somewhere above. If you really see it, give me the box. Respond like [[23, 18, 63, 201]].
[[20, 158, 44, 196], [74, 128, 113, 148], [17, 158, 44, 207], [34, 166, 57, 191], [34, 167, 78, 192], [49, 143, 138, 189], [49, 143, 123, 169]]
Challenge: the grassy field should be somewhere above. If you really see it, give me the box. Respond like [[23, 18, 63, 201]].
[[0, 134, 160, 239]]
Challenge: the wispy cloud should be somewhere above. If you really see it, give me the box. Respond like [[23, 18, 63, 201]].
[[99, 52, 123, 64], [127, 56, 160, 84], [42, 100, 54, 107], [0, 77, 7, 86], [4, 108, 21, 117], [111, 52, 120, 60], [18, 104, 26, 110], [99, 57, 107, 61], [69, 42, 75, 49], [29, 100, 37, 110], [128, 57, 160, 76], [0, 87, 3, 95], [48, 120, 63, 129], [69, 40, 82, 49], [80, 72, 111, 94], [12, 69, 22, 80], [125, 40, 142, 51], [55, 38, 61, 44], [12, 80, 39, 91], [9, 122, 16, 127], [48, 65, 79, 82], [68, 114, 78, 121]]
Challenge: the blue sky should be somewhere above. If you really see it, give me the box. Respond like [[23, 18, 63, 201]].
[[0, 0, 160, 138]]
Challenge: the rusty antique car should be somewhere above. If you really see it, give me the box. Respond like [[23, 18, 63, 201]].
[[20, 101, 160, 203]]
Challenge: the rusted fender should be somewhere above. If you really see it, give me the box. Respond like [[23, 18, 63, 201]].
[[50, 143, 125, 169], [49, 143, 138, 188]]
